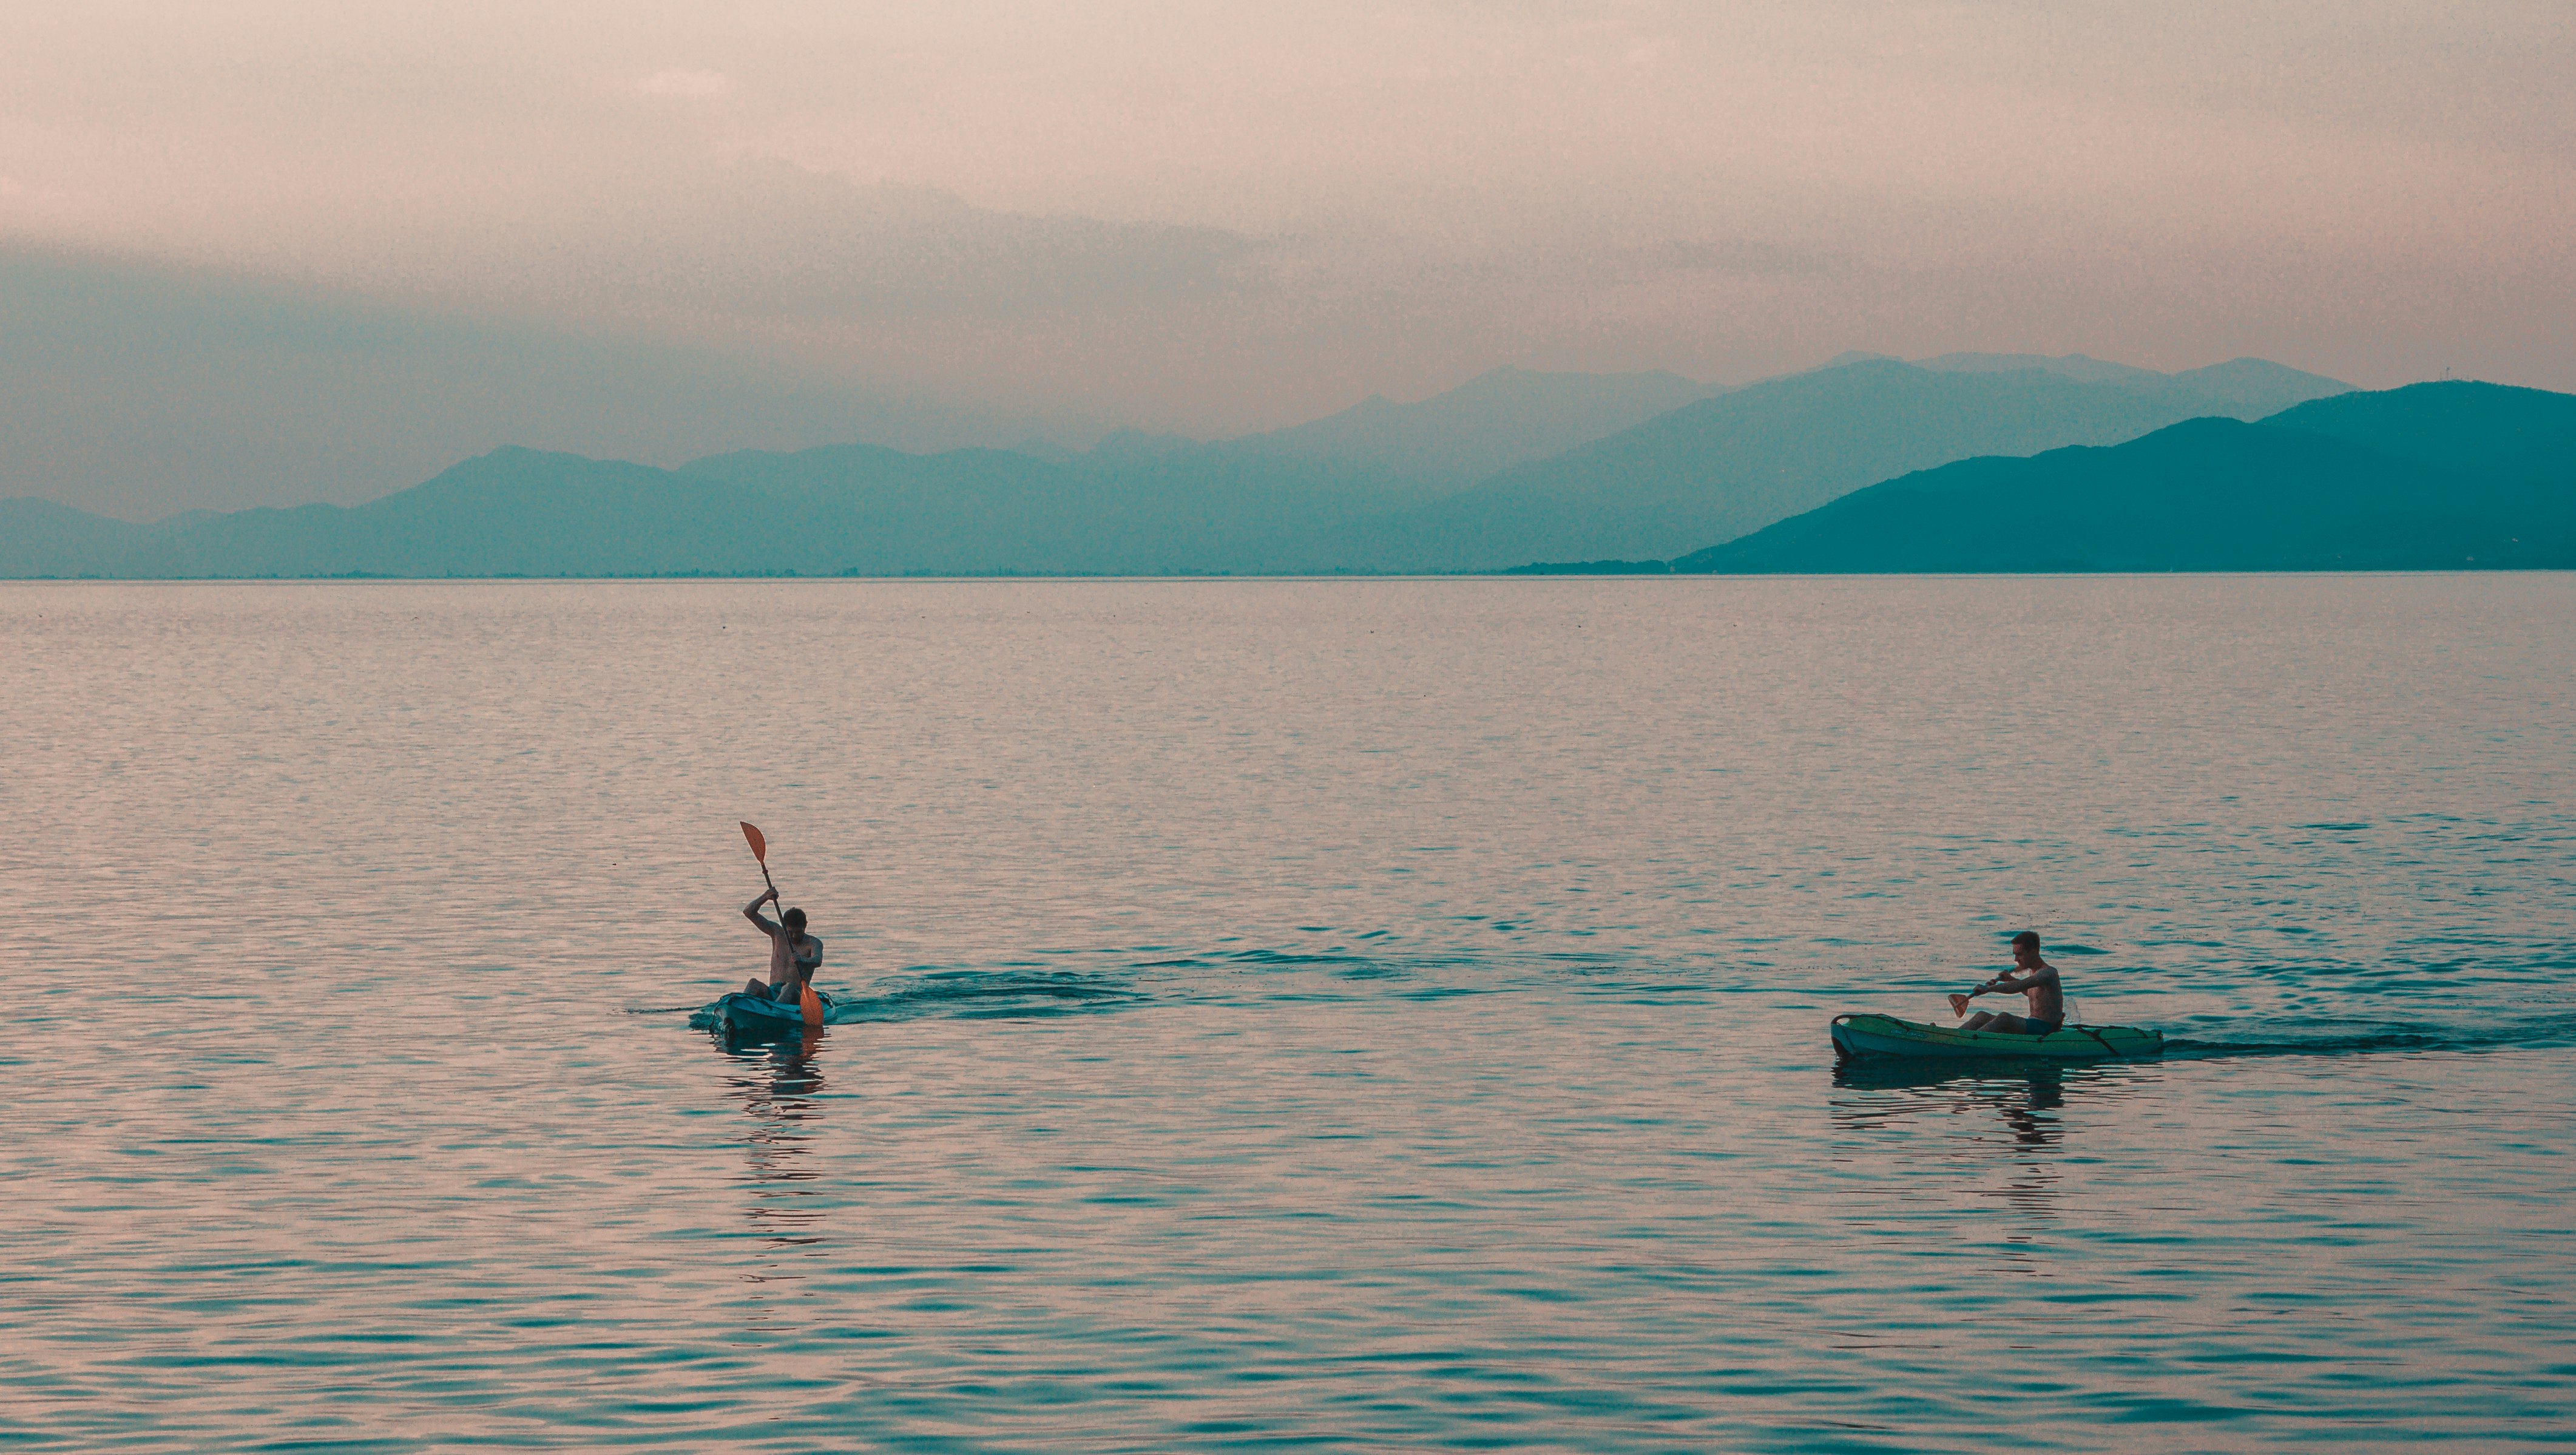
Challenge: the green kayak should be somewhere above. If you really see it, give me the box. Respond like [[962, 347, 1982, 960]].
[[1831, 1012, 2162, 1062]]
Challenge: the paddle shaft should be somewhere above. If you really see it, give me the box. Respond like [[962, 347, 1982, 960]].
[[752, 857, 799, 966]]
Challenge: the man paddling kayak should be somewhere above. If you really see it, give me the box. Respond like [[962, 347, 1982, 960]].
[[741, 888, 824, 1002], [1950, 931, 2063, 1034]]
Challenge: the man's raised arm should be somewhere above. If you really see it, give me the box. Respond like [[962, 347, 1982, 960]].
[[743, 889, 780, 934]]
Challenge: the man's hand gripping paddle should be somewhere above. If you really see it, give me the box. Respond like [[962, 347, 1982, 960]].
[[740, 821, 825, 1031]]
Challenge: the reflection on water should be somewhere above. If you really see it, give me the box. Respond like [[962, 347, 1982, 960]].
[[714, 1029, 830, 1281], [1830, 1062, 2122, 1239]]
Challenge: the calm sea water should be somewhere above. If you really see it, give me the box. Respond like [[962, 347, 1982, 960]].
[[4, 577, 2571, 1452]]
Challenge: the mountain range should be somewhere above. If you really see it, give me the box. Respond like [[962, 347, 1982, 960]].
[[15, 352, 2558, 579], [0, 361, 1718, 578]]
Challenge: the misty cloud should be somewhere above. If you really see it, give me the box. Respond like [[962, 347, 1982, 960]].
[[524, 162, 1270, 322], [0, 245, 1118, 519]]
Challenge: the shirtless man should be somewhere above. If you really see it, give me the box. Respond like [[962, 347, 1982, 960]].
[[741, 888, 823, 1002], [1950, 931, 2063, 1034]]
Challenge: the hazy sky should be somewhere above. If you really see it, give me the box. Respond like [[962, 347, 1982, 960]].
[[5, 1, 2571, 516]]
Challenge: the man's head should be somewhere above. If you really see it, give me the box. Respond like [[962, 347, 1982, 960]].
[[783, 907, 808, 933], [2011, 930, 2041, 966]]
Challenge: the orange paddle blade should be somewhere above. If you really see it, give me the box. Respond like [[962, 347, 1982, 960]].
[[800, 982, 824, 1029], [740, 821, 768, 863]]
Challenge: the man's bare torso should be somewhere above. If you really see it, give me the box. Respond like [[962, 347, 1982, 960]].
[[768, 928, 822, 990], [2020, 960, 2064, 1021]]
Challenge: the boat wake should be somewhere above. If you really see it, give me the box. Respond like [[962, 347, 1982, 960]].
[[681, 968, 1143, 1029], [2161, 1010, 2576, 1060], [828, 968, 1144, 1023]]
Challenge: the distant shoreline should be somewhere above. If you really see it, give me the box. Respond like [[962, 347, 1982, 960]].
[[8, 568, 2571, 584]]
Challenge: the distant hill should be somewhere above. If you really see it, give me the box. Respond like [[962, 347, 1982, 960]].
[[1808, 351, 2345, 412], [1005, 365, 1711, 484], [1909, 353, 2350, 418], [2260, 380, 2576, 483], [0, 439, 1446, 579], [0, 497, 153, 576], [6, 452, 769, 578], [1907, 351, 2167, 385], [1217, 366, 1713, 483], [0, 443, 1411, 579], [1670, 382, 2576, 574], [681, 438, 1435, 574], [595, 365, 1714, 574], [1305, 358, 2353, 572]]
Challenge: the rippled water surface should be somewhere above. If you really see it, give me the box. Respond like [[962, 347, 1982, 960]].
[[5, 577, 2572, 1451]]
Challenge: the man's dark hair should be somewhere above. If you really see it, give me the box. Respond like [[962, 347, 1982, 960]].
[[2010, 931, 2040, 951], [783, 907, 808, 931]]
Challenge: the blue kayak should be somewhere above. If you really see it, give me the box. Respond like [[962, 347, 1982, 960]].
[[1831, 1012, 2162, 1061], [712, 989, 838, 1034]]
